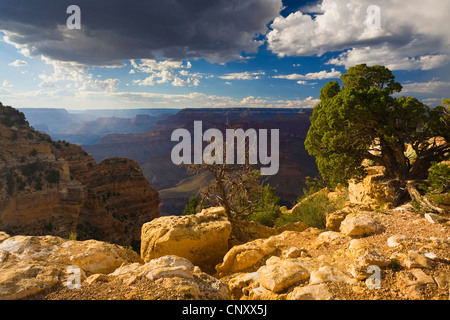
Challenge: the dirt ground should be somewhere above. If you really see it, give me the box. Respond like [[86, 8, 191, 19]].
[[28, 204, 450, 301]]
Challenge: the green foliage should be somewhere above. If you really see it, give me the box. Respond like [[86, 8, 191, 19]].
[[45, 170, 60, 184], [428, 193, 450, 205], [183, 292, 194, 299], [183, 195, 202, 216], [390, 258, 402, 271], [68, 232, 77, 240], [302, 175, 329, 197], [246, 184, 280, 227], [21, 161, 40, 177], [411, 199, 423, 213], [427, 162, 450, 193], [29, 149, 38, 157], [275, 193, 335, 229], [0, 102, 27, 127], [305, 64, 449, 187], [420, 162, 450, 206]]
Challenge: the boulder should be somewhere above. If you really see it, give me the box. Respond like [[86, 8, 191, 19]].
[[434, 272, 449, 288], [0, 260, 61, 300], [281, 247, 309, 259], [387, 235, 411, 248], [0, 234, 143, 299], [140, 207, 232, 267], [0, 233, 232, 300], [403, 251, 434, 269], [339, 213, 383, 237], [56, 239, 143, 274], [309, 265, 355, 285], [226, 271, 262, 300], [0, 232, 10, 243], [346, 239, 390, 267], [346, 239, 372, 257], [215, 238, 276, 276], [348, 166, 397, 208], [110, 255, 230, 300], [398, 268, 437, 299], [287, 283, 333, 300], [356, 249, 391, 268], [313, 231, 348, 248], [215, 231, 303, 276], [276, 221, 308, 233], [258, 258, 310, 293], [0, 235, 65, 260], [326, 208, 352, 231]]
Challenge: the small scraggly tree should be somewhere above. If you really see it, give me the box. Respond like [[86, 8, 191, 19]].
[[305, 64, 449, 209], [186, 156, 267, 222], [184, 123, 278, 223]]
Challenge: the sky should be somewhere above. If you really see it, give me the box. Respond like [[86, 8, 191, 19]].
[[0, 0, 449, 110]]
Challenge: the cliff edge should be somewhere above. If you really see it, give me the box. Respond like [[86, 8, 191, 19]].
[[0, 102, 159, 248]]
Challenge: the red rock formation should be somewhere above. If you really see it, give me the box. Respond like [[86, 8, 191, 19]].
[[0, 102, 159, 248]]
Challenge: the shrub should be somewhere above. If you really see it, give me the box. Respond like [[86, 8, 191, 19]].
[[68, 232, 77, 240], [183, 195, 202, 216], [247, 185, 280, 227], [17, 177, 26, 191], [428, 193, 450, 205], [0, 104, 27, 127], [21, 161, 40, 177], [45, 170, 60, 184], [302, 175, 329, 197], [35, 178, 43, 190], [427, 162, 450, 193], [29, 149, 38, 157], [275, 193, 337, 229]]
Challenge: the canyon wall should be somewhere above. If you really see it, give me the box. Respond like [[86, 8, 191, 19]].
[[0, 103, 159, 248]]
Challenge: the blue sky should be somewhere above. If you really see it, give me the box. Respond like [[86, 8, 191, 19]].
[[0, 0, 449, 110]]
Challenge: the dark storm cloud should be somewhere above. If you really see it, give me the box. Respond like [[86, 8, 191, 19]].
[[0, 0, 282, 65]]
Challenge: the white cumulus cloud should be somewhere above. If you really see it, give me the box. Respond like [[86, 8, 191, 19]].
[[267, 0, 450, 71], [9, 59, 28, 67], [273, 68, 341, 80], [219, 71, 266, 80], [400, 81, 450, 96], [131, 59, 201, 87]]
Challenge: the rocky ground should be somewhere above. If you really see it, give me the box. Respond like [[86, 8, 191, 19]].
[[2, 203, 447, 301]]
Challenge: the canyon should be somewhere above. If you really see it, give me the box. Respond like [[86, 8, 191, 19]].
[[81, 108, 318, 215], [20, 107, 318, 215], [0, 103, 160, 249], [1, 102, 448, 301]]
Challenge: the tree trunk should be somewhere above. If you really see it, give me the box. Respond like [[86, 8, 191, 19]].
[[392, 184, 409, 207], [406, 181, 444, 214]]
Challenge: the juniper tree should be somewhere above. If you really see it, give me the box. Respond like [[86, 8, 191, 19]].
[[305, 64, 449, 207]]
